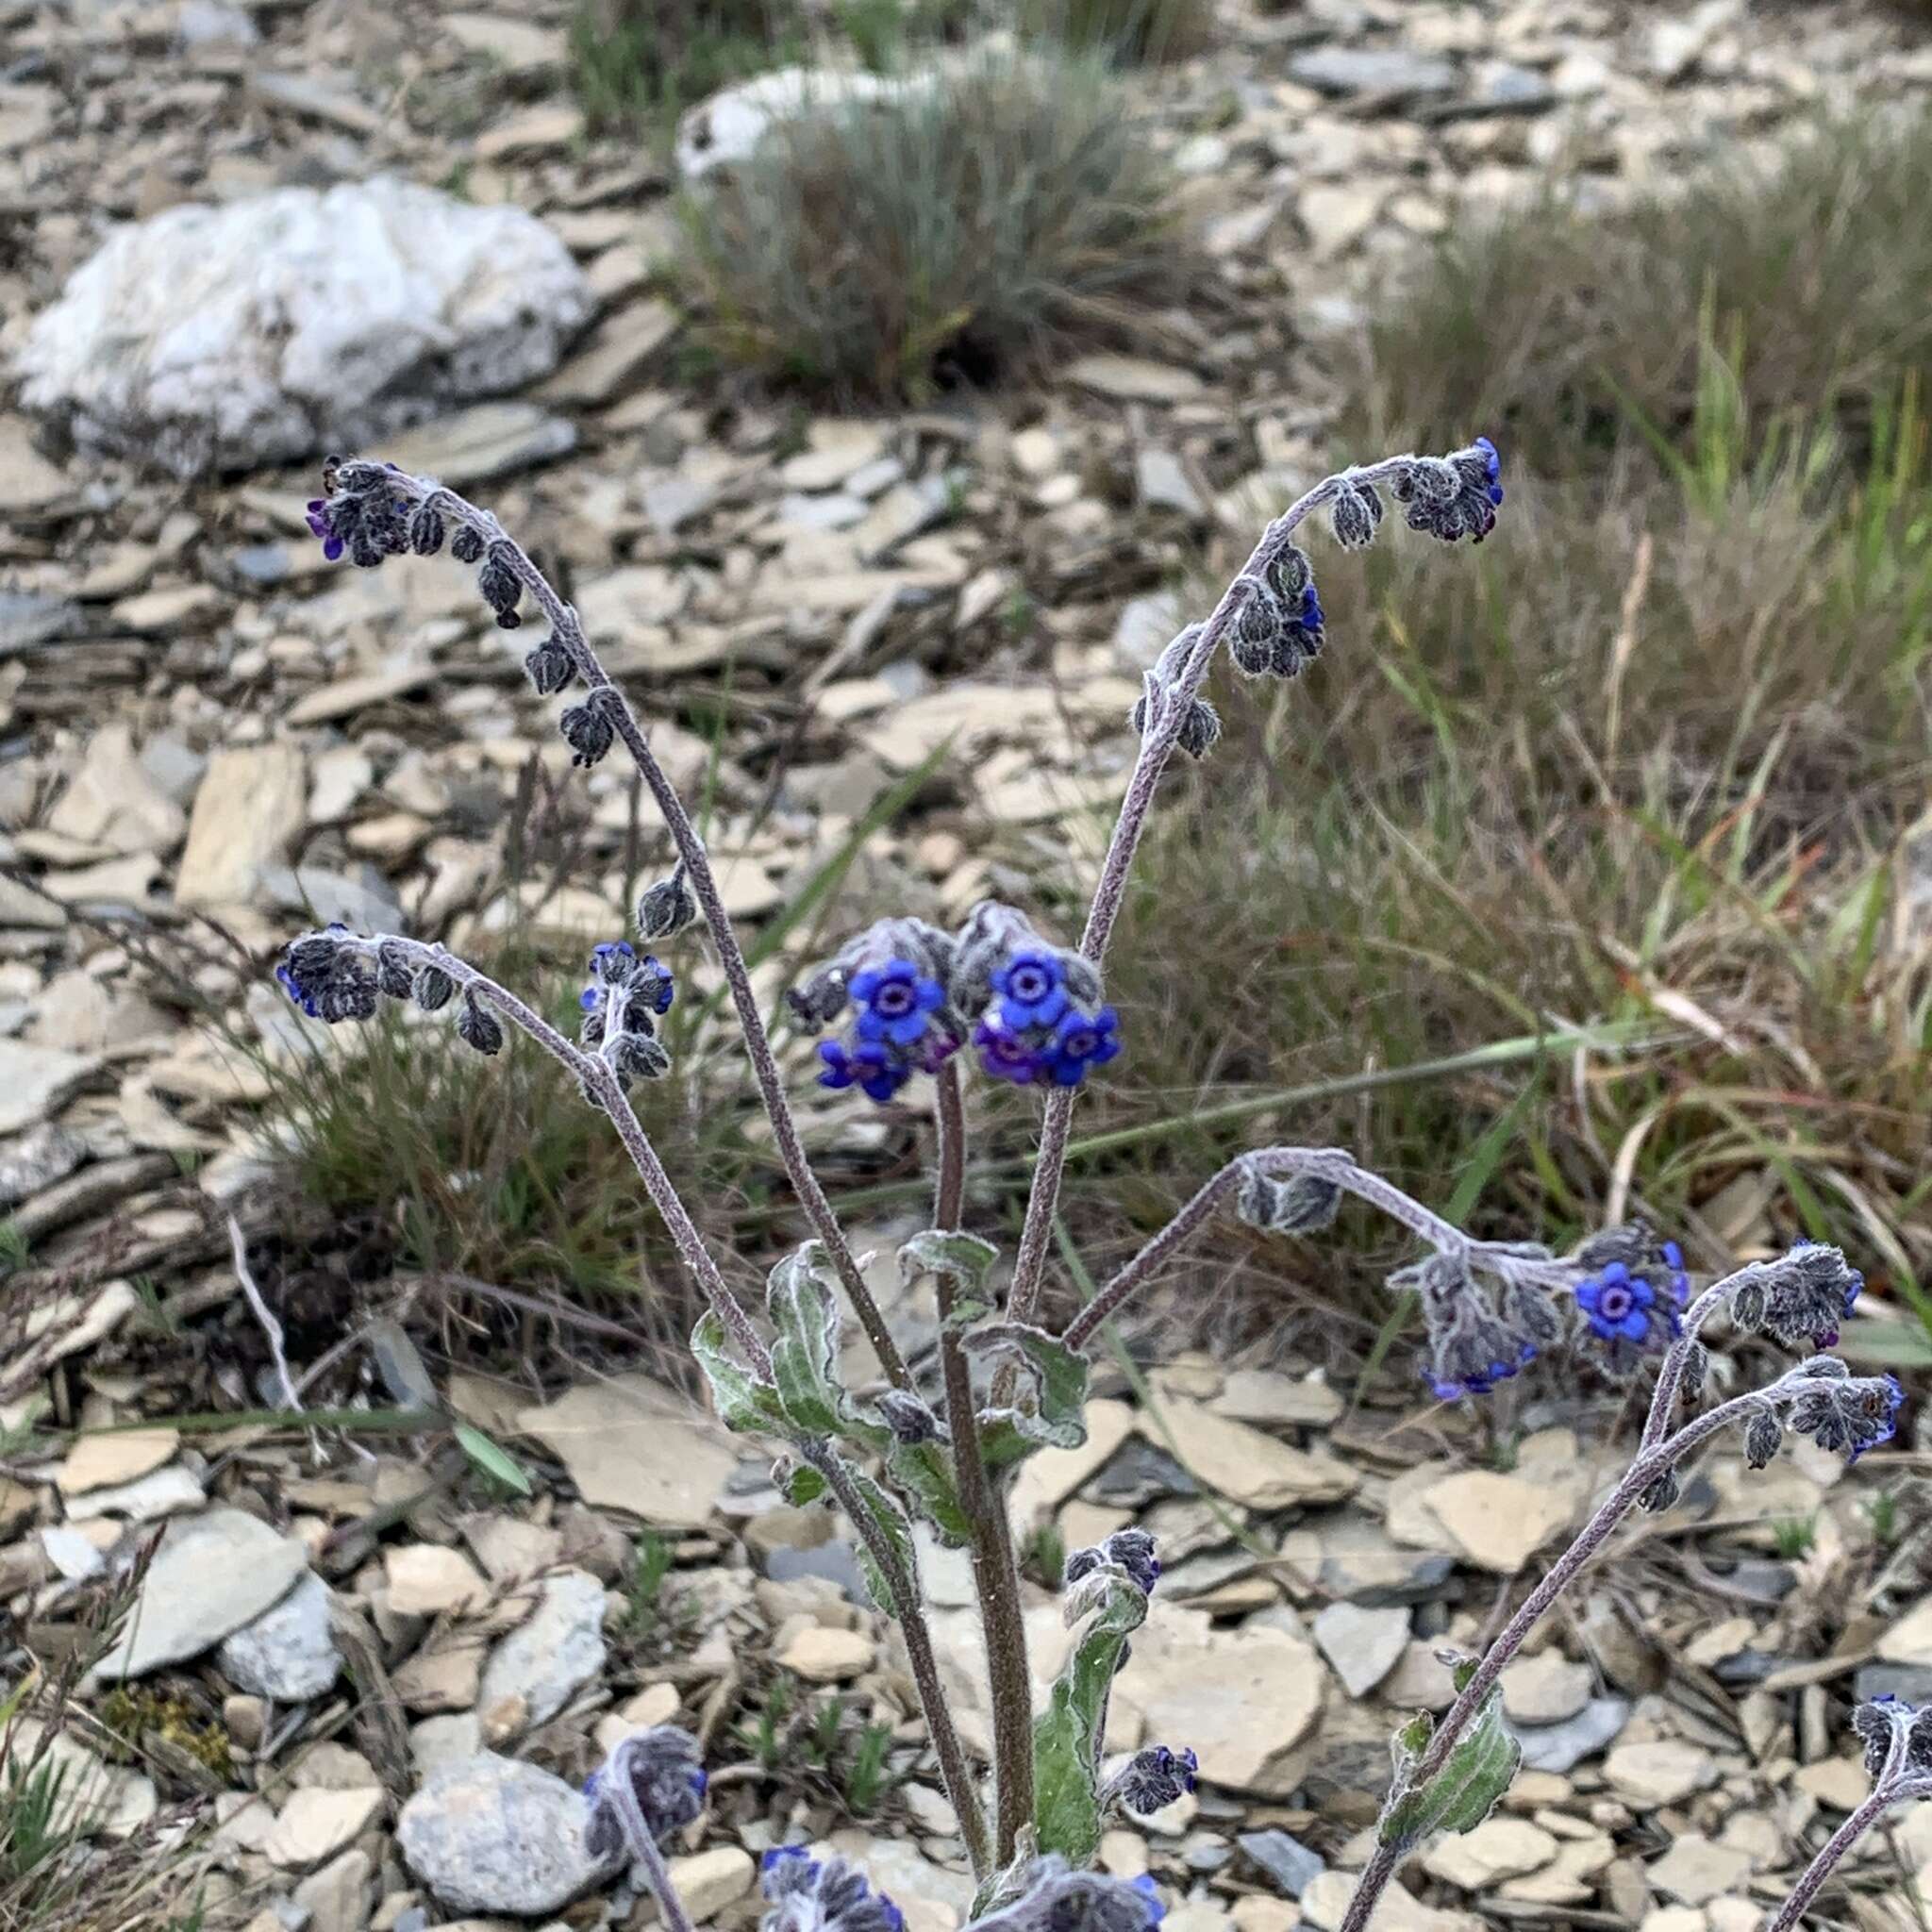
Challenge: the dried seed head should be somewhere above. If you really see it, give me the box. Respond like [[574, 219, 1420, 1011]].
[[1329, 479, 1383, 551], [450, 524, 486, 565], [1237, 1167, 1343, 1236], [608, 1030, 672, 1084], [407, 505, 446, 557], [1743, 1407, 1783, 1470]]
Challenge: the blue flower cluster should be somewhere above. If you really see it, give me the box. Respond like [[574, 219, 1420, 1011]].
[[1788, 1362, 1903, 1466], [817, 957, 958, 1104], [1392, 440, 1504, 545], [759, 1846, 904, 1932], [974, 951, 1120, 1091], [1402, 1252, 1539, 1403], [1574, 1241, 1688, 1350], [1732, 1238, 1863, 1350], [582, 941, 675, 1019]]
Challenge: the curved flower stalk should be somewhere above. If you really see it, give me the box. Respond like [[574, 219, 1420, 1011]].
[[1005, 440, 1507, 1329], [304, 458, 911, 1391]]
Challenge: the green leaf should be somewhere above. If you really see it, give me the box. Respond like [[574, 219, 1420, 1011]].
[[692, 1311, 785, 1434], [899, 1228, 999, 1297], [767, 1241, 855, 1438], [453, 1423, 532, 1497], [777, 1459, 830, 1507], [844, 1466, 915, 1615], [1032, 1560, 1149, 1863], [1377, 1685, 1521, 1850], [966, 1321, 1091, 1465], [883, 1439, 973, 1544]]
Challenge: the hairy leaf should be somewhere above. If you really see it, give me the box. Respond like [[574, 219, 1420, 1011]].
[[900, 1227, 1000, 1299], [968, 1320, 1091, 1466], [767, 1241, 850, 1436], [1032, 1559, 1148, 1862], [691, 1311, 784, 1434], [1377, 1685, 1520, 1850], [845, 1465, 916, 1616]]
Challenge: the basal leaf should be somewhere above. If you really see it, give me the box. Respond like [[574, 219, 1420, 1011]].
[[1031, 1560, 1148, 1863], [1377, 1685, 1521, 1850]]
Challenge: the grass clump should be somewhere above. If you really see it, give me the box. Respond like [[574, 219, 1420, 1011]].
[[570, 0, 800, 139], [1018, 0, 1213, 62], [1340, 108, 1932, 476], [675, 49, 1177, 397]]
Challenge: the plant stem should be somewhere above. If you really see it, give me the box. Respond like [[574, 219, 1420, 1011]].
[[1004, 456, 1424, 1327], [1763, 1765, 1932, 1932], [393, 474, 909, 1393], [799, 1440, 992, 1877], [933, 1059, 1035, 1865], [336, 934, 770, 1373], [630, 1828, 696, 1932], [1337, 1370, 1819, 1932], [1061, 1146, 1574, 1353]]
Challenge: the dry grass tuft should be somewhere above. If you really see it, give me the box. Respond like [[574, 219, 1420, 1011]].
[[674, 49, 1179, 398]]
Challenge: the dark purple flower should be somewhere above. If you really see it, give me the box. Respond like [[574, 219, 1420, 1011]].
[[305, 498, 344, 562], [818, 1038, 908, 1104], [974, 1019, 1045, 1086]]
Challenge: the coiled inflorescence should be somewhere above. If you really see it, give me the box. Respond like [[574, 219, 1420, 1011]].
[[1065, 1526, 1159, 1598], [578, 940, 675, 1086], [1730, 1240, 1864, 1351], [1783, 1359, 1903, 1465], [759, 1847, 905, 1932], [1390, 440, 1504, 545], [583, 1725, 708, 1865], [1107, 1743, 1199, 1816], [973, 1859, 1166, 1932], [1400, 1250, 1539, 1404], [277, 924, 488, 1045]]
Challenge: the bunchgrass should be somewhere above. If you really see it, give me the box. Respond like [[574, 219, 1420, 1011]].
[[673, 47, 1178, 397], [569, 0, 802, 141], [1018, 0, 1213, 62], [1339, 108, 1932, 480]]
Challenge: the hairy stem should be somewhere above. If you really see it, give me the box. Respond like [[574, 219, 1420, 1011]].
[[1338, 1371, 1819, 1932], [799, 1440, 991, 1876], [1061, 1146, 1574, 1353], [335, 935, 770, 1373], [628, 1827, 696, 1932], [932, 1060, 1034, 1863], [1763, 1766, 1931, 1932], [391, 474, 909, 1392], [1006, 456, 1424, 1326]]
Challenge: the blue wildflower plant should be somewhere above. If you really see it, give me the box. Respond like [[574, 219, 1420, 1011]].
[[953, 902, 1120, 1092], [1396, 1250, 1539, 1404]]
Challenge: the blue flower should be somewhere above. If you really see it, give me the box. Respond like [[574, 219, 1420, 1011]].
[[1474, 434, 1504, 506], [1575, 1261, 1657, 1343], [993, 950, 1069, 1030], [1850, 1374, 1904, 1464], [1047, 1004, 1120, 1087], [850, 957, 944, 1047], [1131, 1874, 1168, 1925], [305, 498, 344, 562], [817, 1038, 908, 1105]]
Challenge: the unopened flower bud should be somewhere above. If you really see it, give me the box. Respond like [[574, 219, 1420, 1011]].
[[456, 995, 504, 1056], [524, 638, 575, 695], [411, 965, 455, 1012], [1640, 1468, 1680, 1513], [877, 1390, 944, 1444], [1743, 1407, 1783, 1470], [559, 701, 615, 767], [636, 865, 698, 941], [477, 550, 522, 620], [450, 525, 486, 566], [1329, 479, 1383, 550], [407, 505, 446, 556]]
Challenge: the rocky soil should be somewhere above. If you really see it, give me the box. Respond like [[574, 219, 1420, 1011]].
[[4, 0, 1932, 1927]]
